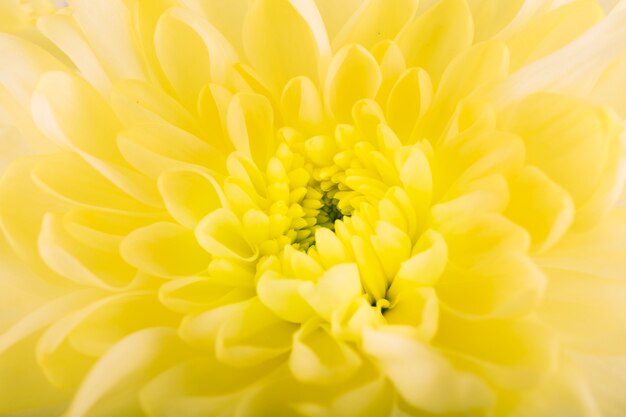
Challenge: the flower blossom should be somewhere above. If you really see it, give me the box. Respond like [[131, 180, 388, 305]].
[[1, 0, 626, 416]]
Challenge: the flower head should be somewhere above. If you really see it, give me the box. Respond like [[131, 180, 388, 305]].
[[1, 0, 626, 416]]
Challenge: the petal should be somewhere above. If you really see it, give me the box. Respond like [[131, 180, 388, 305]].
[[31, 71, 123, 163], [121, 222, 211, 277], [388, 230, 448, 299], [0, 291, 98, 414], [386, 68, 432, 141], [301, 263, 363, 322], [499, 93, 620, 218], [140, 356, 278, 417], [289, 322, 361, 384], [71, 0, 147, 81], [496, 7, 626, 102], [64, 328, 192, 417], [216, 298, 298, 367], [154, 8, 236, 109], [188, 0, 253, 55], [36, 292, 179, 389], [396, 0, 474, 83], [331, 0, 420, 49], [419, 40, 509, 141], [226, 93, 275, 168], [38, 213, 138, 290], [257, 270, 316, 323], [110, 80, 198, 135], [314, 0, 364, 42], [435, 312, 559, 390], [31, 152, 158, 215], [506, 0, 603, 70], [505, 166, 575, 252], [37, 14, 111, 94], [324, 44, 382, 122], [242, 0, 330, 93], [158, 168, 226, 229], [280, 76, 325, 134], [0, 156, 66, 267], [437, 253, 546, 319], [384, 287, 439, 341], [159, 276, 254, 314], [363, 329, 493, 413], [117, 121, 226, 179], [195, 208, 257, 261], [538, 267, 626, 354]]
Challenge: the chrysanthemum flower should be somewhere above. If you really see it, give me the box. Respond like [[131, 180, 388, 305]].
[[2, 0, 626, 416]]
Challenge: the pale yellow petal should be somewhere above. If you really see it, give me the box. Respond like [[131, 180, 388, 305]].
[[331, 0, 420, 50], [396, 0, 474, 84], [242, 0, 330, 93], [121, 222, 211, 277], [324, 44, 382, 122]]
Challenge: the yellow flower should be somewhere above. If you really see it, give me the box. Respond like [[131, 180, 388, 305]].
[[1, 0, 626, 416]]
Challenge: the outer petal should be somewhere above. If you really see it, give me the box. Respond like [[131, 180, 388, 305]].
[[242, 0, 330, 93], [363, 329, 493, 413], [64, 328, 192, 417]]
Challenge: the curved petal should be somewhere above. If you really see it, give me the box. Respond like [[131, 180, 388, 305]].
[[363, 329, 493, 413], [121, 222, 211, 278], [242, 0, 330, 93], [331, 0, 419, 49], [158, 167, 226, 229], [64, 328, 192, 417], [324, 44, 382, 122], [396, 0, 474, 83]]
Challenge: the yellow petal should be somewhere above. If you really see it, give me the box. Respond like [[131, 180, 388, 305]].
[[158, 168, 225, 229], [506, 0, 603, 70], [37, 14, 111, 94], [396, 0, 474, 84], [227, 93, 275, 168], [154, 8, 236, 109], [436, 312, 558, 390], [500, 93, 618, 210], [257, 270, 316, 323], [216, 298, 297, 367], [31, 152, 158, 215], [118, 121, 225, 179], [38, 213, 138, 290], [384, 287, 439, 341], [195, 208, 257, 261], [420, 40, 509, 140], [32, 71, 123, 163], [121, 222, 211, 277], [281, 76, 325, 134], [331, 0, 420, 49], [140, 356, 279, 417], [363, 329, 493, 413], [324, 44, 382, 122], [301, 263, 362, 322], [0, 291, 98, 415], [388, 230, 448, 299], [386, 68, 432, 141], [71, 0, 147, 81], [314, 0, 364, 42], [36, 292, 178, 389], [290, 322, 361, 384], [110, 79, 198, 135], [242, 0, 330, 93], [506, 166, 575, 252], [539, 267, 626, 354], [437, 252, 546, 319], [160, 275, 253, 314], [65, 328, 191, 417]]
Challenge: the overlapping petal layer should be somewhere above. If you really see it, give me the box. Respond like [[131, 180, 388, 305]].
[[1, 0, 626, 416]]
